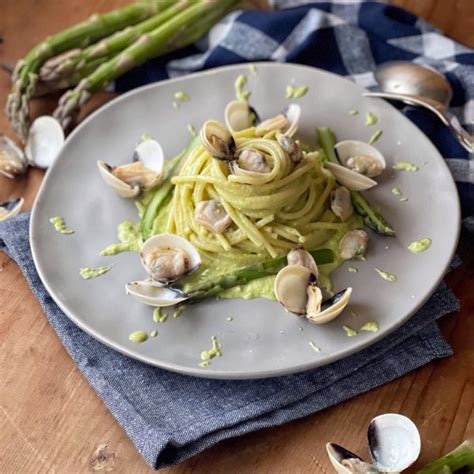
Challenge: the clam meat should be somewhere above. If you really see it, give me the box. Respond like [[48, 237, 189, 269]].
[[0, 135, 28, 179], [335, 140, 386, 178], [97, 136, 164, 198], [331, 186, 353, 222], [339, 230, 369, 260], [256, 104, 301, 138], [200, 120, 235, 161], [230, 149, 271, 176], [195, 199, 233, 233], [277, 134, 303, 164]]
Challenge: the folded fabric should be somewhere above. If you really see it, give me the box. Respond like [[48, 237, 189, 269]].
[[3, 1, 469, 469]]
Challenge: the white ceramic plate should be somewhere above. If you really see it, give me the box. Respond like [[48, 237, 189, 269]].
[[31, 63, 460, 379]]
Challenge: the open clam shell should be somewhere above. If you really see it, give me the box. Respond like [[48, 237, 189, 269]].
[[225, 100, 252, 132], [274, 264, 314, 315], [25, 116, 64, 169], [256, 104, 301, 137], [325, 162, 378, 191], [0, 134, 28, 179], [335, 140, 386, 178], [0, 197, 24, 221], [230, 148, 271, 177], [200, 120, 235, 161], [326, 443, 374, 474], [306, 288, 352, 325], [140, 233, 201, 285], [97, 136, 164, 198], [126, 281, 188, 307], [367, 414, 421, 472]]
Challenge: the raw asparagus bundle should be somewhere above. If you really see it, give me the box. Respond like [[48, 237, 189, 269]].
[[6, 0, 169, 140], [317, 127, 395, 236]]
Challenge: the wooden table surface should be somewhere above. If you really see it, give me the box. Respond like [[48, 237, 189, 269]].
[[1, 1, 473, 472]]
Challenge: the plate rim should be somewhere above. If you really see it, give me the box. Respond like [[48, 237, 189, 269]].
[[30, 62, 461, 379]]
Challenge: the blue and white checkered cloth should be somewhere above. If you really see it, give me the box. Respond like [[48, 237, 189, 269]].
[[1, 1, 471, 469], [117, 0, 474, 226]]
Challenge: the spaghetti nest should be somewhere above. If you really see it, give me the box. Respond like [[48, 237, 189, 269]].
[[168, 129, 348, 263]]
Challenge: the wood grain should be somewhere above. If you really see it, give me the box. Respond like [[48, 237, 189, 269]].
[[1, 1, 473, 472]]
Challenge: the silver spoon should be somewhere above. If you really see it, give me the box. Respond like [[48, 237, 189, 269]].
[[364, 61, 473, 152]]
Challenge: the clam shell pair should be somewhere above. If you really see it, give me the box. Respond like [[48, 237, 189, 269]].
[[126, 234, 201, 307], [326, 141, 386, 191], [0, 197, 24, 221], [274, 248, 352, 324], [98, 136, 164, 198], [0, 116, 64, 179], [327, 414, 421, 473]]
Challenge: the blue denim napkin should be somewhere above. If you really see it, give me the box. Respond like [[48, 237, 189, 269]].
[[2, 1, 469, 469]]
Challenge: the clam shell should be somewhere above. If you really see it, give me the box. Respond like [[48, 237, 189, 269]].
[[97, 160, 140, 198], [367, 414, 421, 472], [225, 100, 252, 132], [140, 233, 201, 284], [0, 134, 28, 179], [306, 288, 352, 324], [200, 120, 235, 160], [325, 162, 378, 191], [133, 138, 164, 174], [283, 103, 301, 137], [25, 116, 64, 169], [126, 281, 188, 307], [326, 443, 364, 474], [0, 197, 24, 221], [274, 264, 313, 315], [335, 140, 386, 174]]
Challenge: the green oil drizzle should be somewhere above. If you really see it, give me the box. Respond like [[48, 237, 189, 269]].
[[286, 84, 309, 99], [235, 74, 251, 102], [79, 266, 111, 280], [129, 330, 148, 343], [153, 307, 168, 323], [360, 321, 379, 332], [342, 325, 358, 337], [309, 341, 321, 352], [368, 129, 383, 144], [365, 112, 378, 126], [375, 267, 397, 282], [393, 161, 419, 172], [408, 238, 432, 253], [50, 216, 74, 235], [199, 336, 222, 367]]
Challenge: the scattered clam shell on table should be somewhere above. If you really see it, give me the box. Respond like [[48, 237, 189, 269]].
[[0, 197, 24, 221], [0, 134, 28, 179], [326, 413, 421, 473]]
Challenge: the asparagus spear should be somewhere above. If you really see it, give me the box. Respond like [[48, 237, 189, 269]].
[[39, 0, 178, 83], [317, 127, 395, 236], [178, 249, 335, 304], [417, 439, 474, 474], [53, 0, 239, 130], [6, 0, 169, 140]]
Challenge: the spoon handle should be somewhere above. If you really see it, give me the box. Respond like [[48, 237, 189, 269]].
[[363, 92, 473, 153]]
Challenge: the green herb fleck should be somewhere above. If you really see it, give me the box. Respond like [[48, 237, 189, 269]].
[[150, 329, 158, 338], [129, 330, 148, 343], [392, 187, 402, 197], [342, 325, 358, 337], [368, 129, 383, 144], [172, 305, 186, 319], [235, 74, 251, 102], [249, 64, 257, 75], [349, 110, 359, 116], [50, 216, 74, 234], [79, 266, 111, 280], [286, 84, 308, 99], [374, 267, 397, 282], [309, 341, 321, 352], [408, 238, 432, 253], [393, 161, 419, 172], [174, 91, 189, 102], [153, 307, 168, 323], [199, 336, 222, 367], [360, 321, 379, 332], [348, 266, 358, 273], [365, 112, 378, 126]]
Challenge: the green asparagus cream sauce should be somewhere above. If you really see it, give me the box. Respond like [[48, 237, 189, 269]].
[[408, 238, 432, 253], [129, 330, 148, 343], [249, 64, 257, 75], [79, 266, 111, 280], [368, 129, 383, 144], [349, 110, 359, 116], [375, 267, 397, 282], [286, 84, 308, 99], [348, 266, 358, 273], [365, 112, 378, 126], [342, 325, 358, 337], [50, 216, 74, 234], [100, 221, 142, 256], [200, 336, 222, 367], [360, 321, 379, 332], [309, 341, 321, 352], [235, 74, 251, 102], [150, 329, 158, 338], [153, 307, 168, 323], [174, 91, 189, 102], [394, 161, 419, 172]]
